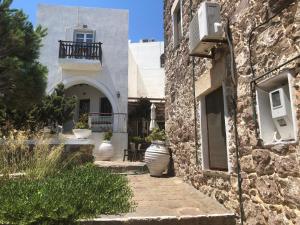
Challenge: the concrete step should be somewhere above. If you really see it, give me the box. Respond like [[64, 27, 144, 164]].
[[94, 161, 148, 175], [81, 214, 236, 225]]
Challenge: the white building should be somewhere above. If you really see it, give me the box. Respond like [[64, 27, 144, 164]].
[[37, 5, 165, 160], [37, 4, 128, 159], [128, 40, 165, 137], [128, 40, 165, 99]]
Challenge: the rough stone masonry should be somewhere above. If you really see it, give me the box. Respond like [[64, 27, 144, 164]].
[[164, 0, 300, 224]]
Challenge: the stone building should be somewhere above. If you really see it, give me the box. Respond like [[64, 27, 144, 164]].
[[164, 0, 300, 224]]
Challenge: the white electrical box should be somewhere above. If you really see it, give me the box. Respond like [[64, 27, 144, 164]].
[[269, 85, 294, 141], [189, 1, 223, 55]]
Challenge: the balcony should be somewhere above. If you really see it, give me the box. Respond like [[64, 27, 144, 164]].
[[58, 40, 102, 71]]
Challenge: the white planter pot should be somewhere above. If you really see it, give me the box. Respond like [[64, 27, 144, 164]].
[[72, 129, 92, 139], [145, 141, 170, 176], [97, 140, 114, 161]]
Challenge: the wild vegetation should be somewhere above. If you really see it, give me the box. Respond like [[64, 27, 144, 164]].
[[0, 165, 134, 225], [0, 131, 134, 225]]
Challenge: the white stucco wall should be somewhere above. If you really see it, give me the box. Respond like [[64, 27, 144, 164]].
[[128, 41, 165, 98], [37, 5, 128, 160], [37, 4, 128, 132]]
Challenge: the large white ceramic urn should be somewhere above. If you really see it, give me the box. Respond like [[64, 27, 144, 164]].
[[145, 141, 170, 176], [97, 140, 114, 161]]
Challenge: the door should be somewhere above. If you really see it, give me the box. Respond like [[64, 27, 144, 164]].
[[100, 97, 112, 114], [205, 87, 228, 171], [79, 99, 90, 117]]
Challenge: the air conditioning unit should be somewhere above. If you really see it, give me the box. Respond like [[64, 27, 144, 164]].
[[269, 85, 294, 141], [189, 1, 224, 55]]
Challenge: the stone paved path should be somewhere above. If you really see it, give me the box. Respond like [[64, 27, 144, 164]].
[[83, 172, 236, 225]]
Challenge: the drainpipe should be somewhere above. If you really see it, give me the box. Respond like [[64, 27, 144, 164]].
[[224, 20, 245, 225], [189, 0, 199, 164]]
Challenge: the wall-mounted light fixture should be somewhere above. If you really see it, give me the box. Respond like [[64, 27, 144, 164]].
[[83, 24, 88, 28], [116, 91, 121, 98]]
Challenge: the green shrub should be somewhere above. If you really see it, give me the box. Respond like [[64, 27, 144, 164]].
[[103, 131, 112, 141], [145, 128, 166, 143], [0, 164, 134, 225], [131, 136, 143, 143]]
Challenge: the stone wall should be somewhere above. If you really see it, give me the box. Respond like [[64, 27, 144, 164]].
[[164, 0, 300, 224]]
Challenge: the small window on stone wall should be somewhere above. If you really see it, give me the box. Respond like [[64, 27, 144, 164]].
[[256, 70, 297, 145], [171, 0, 182, 47]]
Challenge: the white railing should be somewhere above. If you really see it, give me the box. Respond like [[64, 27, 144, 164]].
[[88, 113, 127, 133], [88, 113, 113, 132]]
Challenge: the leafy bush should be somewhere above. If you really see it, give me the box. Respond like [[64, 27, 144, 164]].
[[74, 114, 89, 129], [103, 131, 112, 141], [145, 128, 166, 143], [0, 164, 134, 225], [131, 136, 143, 143], [28, 83, 77, 132]]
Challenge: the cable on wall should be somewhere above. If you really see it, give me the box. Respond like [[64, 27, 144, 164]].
[[224, 19, 245, 225], [189, 0, 199, 164]]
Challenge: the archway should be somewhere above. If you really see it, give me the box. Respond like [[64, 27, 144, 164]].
[[64, 83, 114, 133]]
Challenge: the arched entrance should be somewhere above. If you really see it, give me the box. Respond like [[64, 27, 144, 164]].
[[65, 84, 114, 132]]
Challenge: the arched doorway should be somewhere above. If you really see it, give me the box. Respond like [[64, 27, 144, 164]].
[[65, 84, 113, 132]]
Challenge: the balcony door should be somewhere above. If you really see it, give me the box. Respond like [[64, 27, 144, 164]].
[[79, 99, 90, 117], [100, 97, 112, 114], [74, 31, 94, 58]]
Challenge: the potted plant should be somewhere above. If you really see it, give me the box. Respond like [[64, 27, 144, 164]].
[[144, 128, 170, 176], [73, 114, 91, 139], [131, 136, 143, 150], [97, 131, 114, 161]]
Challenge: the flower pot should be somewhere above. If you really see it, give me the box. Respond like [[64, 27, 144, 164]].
[[72, 129, 92, 139], [97, 140, 114, 161], [145, 141, 170, 176]]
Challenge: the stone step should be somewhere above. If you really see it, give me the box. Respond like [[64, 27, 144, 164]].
[[81, 214, 236, 225], [94, 161, 148, 175]]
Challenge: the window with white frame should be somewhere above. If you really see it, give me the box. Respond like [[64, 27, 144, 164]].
[[256, 70, 297, 145], [171, 0, 182, 47], [74, 31, 94, 43]]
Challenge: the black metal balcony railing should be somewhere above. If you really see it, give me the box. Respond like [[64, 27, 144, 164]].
[[58, 40, 102, 63]]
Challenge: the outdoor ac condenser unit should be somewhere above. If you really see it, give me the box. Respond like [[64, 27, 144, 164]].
[[189, 1, 223, 55], [269, 85, 294, 141]]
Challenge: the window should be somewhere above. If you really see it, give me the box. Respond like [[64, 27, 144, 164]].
[[256, 71, 297, 145], [171, 0, 182, 47], [74, 31, 94, 43]]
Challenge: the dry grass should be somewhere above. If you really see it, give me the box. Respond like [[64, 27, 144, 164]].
[[0, 130, 64, 179]]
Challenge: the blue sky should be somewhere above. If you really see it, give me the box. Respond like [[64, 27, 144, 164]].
[[11, 0, 164, 42]]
